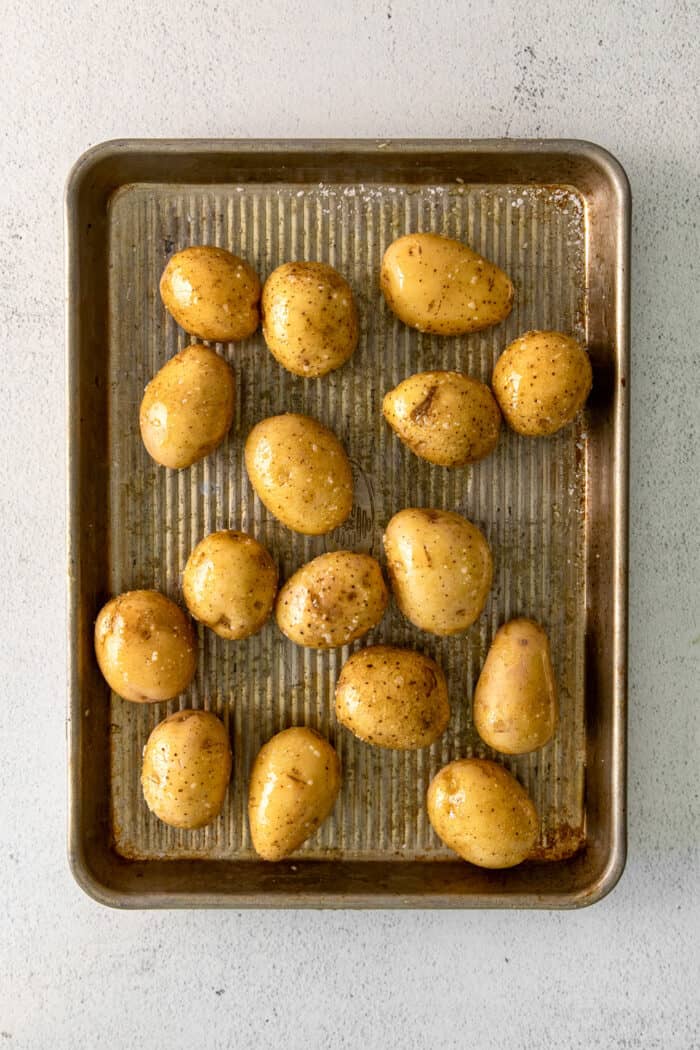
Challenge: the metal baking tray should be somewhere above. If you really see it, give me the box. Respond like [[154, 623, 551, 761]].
[[66, 139, 629, 908]]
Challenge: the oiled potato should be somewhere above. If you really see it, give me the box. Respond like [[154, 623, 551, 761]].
[[94, 590, 197, 703], [383, 508, 492, 636], [248, 727, 341, 860], [139, 344, 235, 469], [141, 710, 232, 829], [183, 530, 277, 640], [262, 261, 359, 377], [244, 413, 353, 535], [160, 246, 260, 342], [492, 330, 592, 436], [474, 618, 558, 755], [335, 645, 449, 749], [383, 370, 501, 466], [276, 552, 388, 649], [380, 233, 513, 335], [427, 758, 538, 868]]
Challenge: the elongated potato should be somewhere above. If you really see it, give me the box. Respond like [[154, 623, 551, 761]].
[[276, 552, 388, 649], [383, 370, 501, 466], [244, 413, 353, 535], [262, 261, 359, 377], [380, 233, 513, 335], [140, 344, 235, 469], [335, 645, 449, 749], [427, 758, 538, 868], [383, 508, 493, 636], [474, 618, 558, 754], [141, 709, 232, 829], [160, 246, 260, 342], [248, 727, 341, 860]]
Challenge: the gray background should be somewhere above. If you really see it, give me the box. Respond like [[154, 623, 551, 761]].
[[1, 0, 698, 1046]]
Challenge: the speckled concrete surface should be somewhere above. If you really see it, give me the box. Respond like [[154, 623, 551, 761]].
[[1, 1, 698, 1047]]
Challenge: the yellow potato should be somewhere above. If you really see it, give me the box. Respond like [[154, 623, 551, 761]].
[[276, 552, 387, 649], [383, 370, 501, 466], [183, 530, 278, 640], [427, 758, 538, 868], [262, 261, 359, 377], [244, 413, 353, 535], [248, 727, 341, 860], [94, 590, 197, 703], [141, 709, 232, 829], [492, 330, 592, 436], [139, 344, 235, 469], [380, 233, 513, 335], [159, 245, 260, 342], [383, 508, 492, 636], [335, 645, 449, 749], [474, 618, 558, 755]]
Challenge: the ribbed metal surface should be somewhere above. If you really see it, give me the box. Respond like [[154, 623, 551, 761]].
[[108, 180, 586, 861]]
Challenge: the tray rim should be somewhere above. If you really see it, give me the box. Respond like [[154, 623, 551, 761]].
[[66, 137, 629, 910]]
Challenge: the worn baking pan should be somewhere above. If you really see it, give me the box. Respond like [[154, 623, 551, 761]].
[[66, 139, 629, 908]]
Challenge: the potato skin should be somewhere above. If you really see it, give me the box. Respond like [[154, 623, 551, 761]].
[[492, 330, 592, 436], [159, 246, 261, 342], [474, 618, 558, 755], [383, 508, 493, 636], [139, 344, 235, 469], [183, 530, 278, 640], [248, 727, 341, 860], [244, 413, 353, 535], [94, 590, 197, 703], [276, 552, 388, 649], [427, 758, 538, 868], [335, 645, 449, 749], [262, 262, 359, 377], [383, 370, 501, 466], [141, 710, 232, 829], [380, 233, 513, 335]]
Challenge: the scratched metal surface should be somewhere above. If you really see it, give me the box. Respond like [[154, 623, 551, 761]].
[[107, 180, 587, 861]]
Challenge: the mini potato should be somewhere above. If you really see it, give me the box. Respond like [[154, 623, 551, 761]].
[[335, 645, 449, 749], [139, 344, 235, 469], [380, 233, 513, 335], [383, 370, 501, 466], [492, 330, 593, 436], [383, 508, 492, 636], [141, 709, 232, 829], [248, 727, 341, 861], [276, 552, 388, 649], [427, 758, 538, 868], [183, 530, 278, 640], [159, 245, 261, 342], [262, 261, 359, 377], [474, 618, 558, 755], [244, 413, 353, 535], [94, 590, 197, 703]]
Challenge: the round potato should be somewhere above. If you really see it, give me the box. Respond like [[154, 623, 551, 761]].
[[383, 508, 492, 636], [427, 758, 538, 868], [276, 552, 388, 649], [383, 370, 501, 466], [94, 590, 197, 703], [159, 245, 260, 342], [380, 233, 513, 335], [474, 618, 558, 755], [335, 645, 449, 749], [262, 261, 359, 377], [141, 709, 232, 829], [248, 727, 341, 860], [244, 413, 353, 535], [183, 530, 277, 640], [492, 330, 592, 436], [139, 344, 235, 469]]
